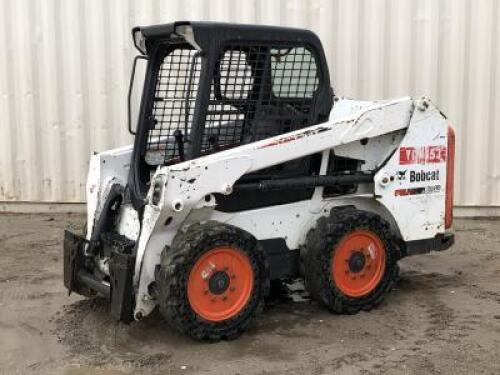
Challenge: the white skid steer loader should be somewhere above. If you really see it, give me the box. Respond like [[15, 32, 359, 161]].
[[64, 21, 455, 340]]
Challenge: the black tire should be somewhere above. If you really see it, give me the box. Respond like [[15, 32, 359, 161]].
[[157, 221, 269, 341], [302, 207, 400, 314]]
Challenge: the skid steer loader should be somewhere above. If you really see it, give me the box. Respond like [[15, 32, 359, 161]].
[[63, 22, 455, 340]]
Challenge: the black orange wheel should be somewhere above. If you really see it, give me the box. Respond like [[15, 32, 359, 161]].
[[187, 246, 254, 322], [331, 230, 386, 297], [157, 222, 269, 341], [303, 208, 399, 314]]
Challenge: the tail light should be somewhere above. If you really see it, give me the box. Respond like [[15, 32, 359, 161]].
[[445, 125, 455, 228]]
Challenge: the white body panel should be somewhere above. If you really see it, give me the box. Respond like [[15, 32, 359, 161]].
[[85, 145, 132, 240], [375, 103, 449, 240], [85, 97, 451, 319]]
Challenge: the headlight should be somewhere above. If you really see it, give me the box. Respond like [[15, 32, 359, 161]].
[[151, 178, 163, 206]]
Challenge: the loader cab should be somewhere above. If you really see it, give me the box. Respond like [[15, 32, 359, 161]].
[[128, 22, 333, 210]]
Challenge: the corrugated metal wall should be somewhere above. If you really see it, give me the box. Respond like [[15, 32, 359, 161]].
[[0, 0, 499, 207]]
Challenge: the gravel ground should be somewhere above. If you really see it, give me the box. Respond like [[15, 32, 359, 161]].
[[1, 213, 500, 375]]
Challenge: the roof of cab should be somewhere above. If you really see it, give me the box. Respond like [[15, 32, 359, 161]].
[[133, 21, 323, 54]]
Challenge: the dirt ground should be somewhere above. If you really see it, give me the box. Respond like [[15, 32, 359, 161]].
[[1, 214, 500, 375]]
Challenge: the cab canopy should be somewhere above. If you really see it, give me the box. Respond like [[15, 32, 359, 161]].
[[132, 21, 333, 166]]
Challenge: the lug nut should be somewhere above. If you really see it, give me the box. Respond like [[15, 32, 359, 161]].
[[230, 287, 236, 292]]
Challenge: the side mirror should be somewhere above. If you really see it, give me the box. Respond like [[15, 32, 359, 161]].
[[128, 55, 148, 135]]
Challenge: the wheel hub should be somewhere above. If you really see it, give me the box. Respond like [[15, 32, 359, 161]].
[[348, 251, 366, 273], [187, 246, 254, 322], [331, 230, 386, 297], [208, 271, 230, 295]]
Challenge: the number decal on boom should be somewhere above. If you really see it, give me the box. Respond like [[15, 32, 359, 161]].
[[399, 145, 447, 165]]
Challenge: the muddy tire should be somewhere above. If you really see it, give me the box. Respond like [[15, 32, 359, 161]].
[[157, 221, 269, 341], [302, 208, 400, 314]]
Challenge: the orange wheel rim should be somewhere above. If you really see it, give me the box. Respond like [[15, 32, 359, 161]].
[[187, 246, 254, 322], [332, 230, 386, 297]]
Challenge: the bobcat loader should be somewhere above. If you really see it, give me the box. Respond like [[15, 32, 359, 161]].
[[63, 22, 455, 340]]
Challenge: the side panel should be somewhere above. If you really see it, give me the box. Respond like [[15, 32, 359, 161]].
[[211, 195, 402, 252], [86, 145, 132, 239], [375, 101, 449, 241]]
